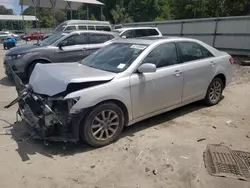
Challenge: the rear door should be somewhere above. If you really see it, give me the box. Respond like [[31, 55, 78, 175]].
[[88, 33, 115, 54], [177, 41, 215, 102], [55, 33, 89, 62]]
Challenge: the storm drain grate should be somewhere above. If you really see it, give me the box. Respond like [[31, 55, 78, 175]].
[[204, 144, 250, 181]]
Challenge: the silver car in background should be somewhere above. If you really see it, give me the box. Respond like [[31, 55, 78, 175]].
[[6, 37, 234, 147]]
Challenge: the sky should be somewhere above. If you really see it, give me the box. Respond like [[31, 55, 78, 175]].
[[0, 0, 27, 15]]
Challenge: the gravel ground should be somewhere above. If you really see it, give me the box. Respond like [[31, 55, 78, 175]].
[[0, 49, 250, 188]]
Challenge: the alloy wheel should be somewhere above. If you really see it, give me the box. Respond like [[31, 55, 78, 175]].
[[209, 80, 222, 103], [91, 110, 119, 141]]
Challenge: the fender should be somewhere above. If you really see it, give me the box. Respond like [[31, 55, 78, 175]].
[[64, 77, 133, 121]]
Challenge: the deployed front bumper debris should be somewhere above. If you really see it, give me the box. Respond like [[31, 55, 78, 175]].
[[5, 71, 84, 143]]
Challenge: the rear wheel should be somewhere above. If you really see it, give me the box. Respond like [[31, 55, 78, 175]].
[[204, 77, 223, 106], [80, 102, 125, 147]]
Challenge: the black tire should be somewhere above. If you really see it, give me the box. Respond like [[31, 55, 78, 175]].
[[80, 102, 125, 147], [204, 77, 224, 106]]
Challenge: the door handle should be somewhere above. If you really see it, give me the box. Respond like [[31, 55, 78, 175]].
[[210, 61, 215, 67], [174, 70, 182, 76]]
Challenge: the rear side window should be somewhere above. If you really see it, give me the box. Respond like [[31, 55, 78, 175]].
[[88, 26, 95, 30], [65, 26, 76, 31], [200, 45, 214, 58], [108, 35, 115, 40], [96, 26, 111, 31], [89, 34, 111, 44], [78, 25, 87, 30], [178, 42, 213, 62], [134, 29, 148, 37], [148, 29, 159, 36]]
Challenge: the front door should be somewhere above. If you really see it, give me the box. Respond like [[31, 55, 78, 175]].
[[177, 41, 216, 102], [130, 42, 183, 119], [56, 34, 89, 62]]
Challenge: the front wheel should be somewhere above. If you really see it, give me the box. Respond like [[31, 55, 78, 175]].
[[204, 77, 223, 106], [80, 102, 125, 147]]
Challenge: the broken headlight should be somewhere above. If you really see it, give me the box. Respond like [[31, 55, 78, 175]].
[[66, 97, 81, 114], [67, 97, 80, 109]]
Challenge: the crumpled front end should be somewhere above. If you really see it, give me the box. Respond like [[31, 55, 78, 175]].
[[18, 93, 83, 142], [5, 72, 85, 142]]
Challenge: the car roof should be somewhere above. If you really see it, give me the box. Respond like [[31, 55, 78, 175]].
[[112, 36, 183, 45], [62, 20, 110, 25], [115, 27, 159, 32], [69, 30, 119, 36]]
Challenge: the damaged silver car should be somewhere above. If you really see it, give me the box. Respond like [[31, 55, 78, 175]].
[[6, 37, 233, 147]]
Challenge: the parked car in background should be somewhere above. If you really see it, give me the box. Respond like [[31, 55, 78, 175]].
[[5, 37, 233, 147], [21, 32, 46, 41], [0, 31, 10, 42], [114, 27, 162, 38], [4, 30, 118, 79], [42, 20, 112, 40], [0, 31, 19, 42], [113, 24, 123, 30], [13, 31, 26, 40]]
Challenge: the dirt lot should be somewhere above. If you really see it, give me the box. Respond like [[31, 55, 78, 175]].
[[0, 49, 250, 188]]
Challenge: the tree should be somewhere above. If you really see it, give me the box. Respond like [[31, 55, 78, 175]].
[[110, 4, 132, 24], [55, 10, 67, 24], [0, 5, 13, 15]]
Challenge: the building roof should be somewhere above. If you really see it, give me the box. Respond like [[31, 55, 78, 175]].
[[0, 15, 38, 21], [20, 0, 104, 10]]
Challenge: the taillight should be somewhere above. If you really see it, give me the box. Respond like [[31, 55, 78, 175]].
[[229, 57, 234, 64]]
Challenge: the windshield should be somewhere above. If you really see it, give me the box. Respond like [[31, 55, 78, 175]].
[[53, 23, 66, 33], [82, 43, 148, 73], [41, 33, 66, 45]]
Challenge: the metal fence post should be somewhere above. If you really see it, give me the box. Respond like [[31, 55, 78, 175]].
[[180, 21, 184, 36], [213, 17, 219, 47]]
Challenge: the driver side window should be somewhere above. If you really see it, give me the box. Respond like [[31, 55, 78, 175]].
[[61, 35, 76, 46], [142, 43, 178, 68]]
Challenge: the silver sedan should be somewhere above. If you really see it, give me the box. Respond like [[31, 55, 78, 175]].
[[7, 37, 234, 147]]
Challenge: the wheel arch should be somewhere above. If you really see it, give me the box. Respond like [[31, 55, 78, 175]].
[[91, 99, 129, 127], [25, 58, 51, 76], [214, 73, 226, 89]]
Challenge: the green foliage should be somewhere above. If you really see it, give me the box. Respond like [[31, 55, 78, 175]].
[[90, 14, 97, 20], [1, 0, 250, 30]]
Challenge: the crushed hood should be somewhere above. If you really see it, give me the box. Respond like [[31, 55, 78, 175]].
[[29, 63, 116, 96]]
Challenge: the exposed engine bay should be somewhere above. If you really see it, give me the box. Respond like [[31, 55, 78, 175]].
[[5, 63, 116, 142], [4, 72, 87, 142]]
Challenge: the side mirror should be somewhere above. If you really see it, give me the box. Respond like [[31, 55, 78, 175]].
[[138, 63, 156, 73], [121, 35, 127, 39], [58, 40, 67, 49]]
